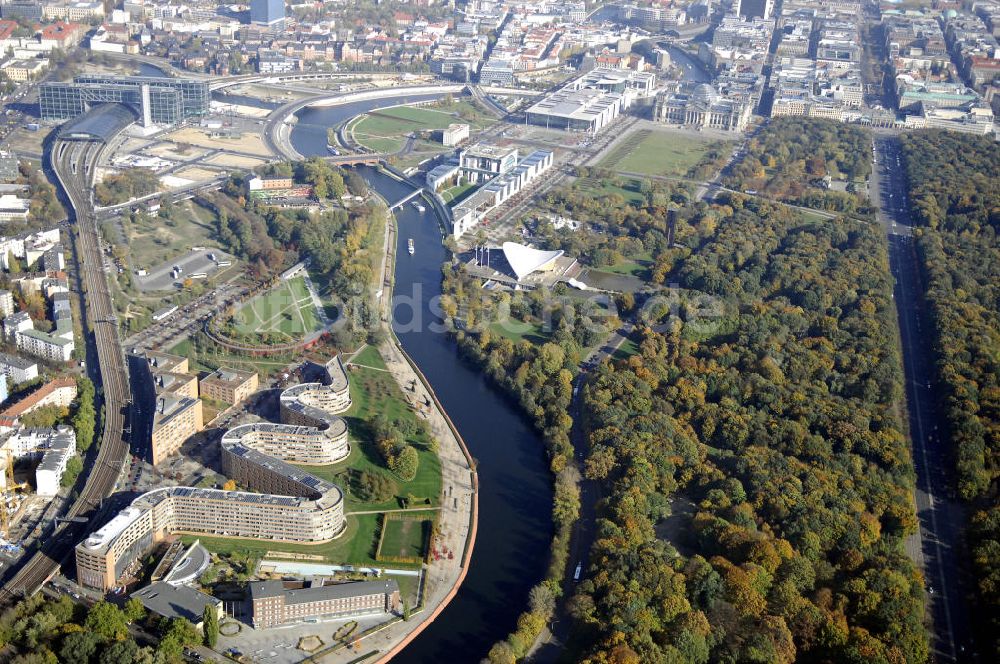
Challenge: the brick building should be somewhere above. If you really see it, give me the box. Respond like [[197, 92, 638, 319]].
[[249, 579, 401, 629]]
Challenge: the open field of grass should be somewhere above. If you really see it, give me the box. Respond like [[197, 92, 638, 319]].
[[611, 332, 642, 361], [230, 276, 323, 341], [574, 176, 649, 205], [377, 513, 434, 562], [126, 200, 225, 270], [600, 129, 727, 178], [600, 256, 652, 279], [347, 345, 386, 370], [351, 101, 490, 154], [488, 319, 552, 345]]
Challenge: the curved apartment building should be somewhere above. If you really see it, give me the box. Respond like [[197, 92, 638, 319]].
[[76, 356, 355, 591], [221, 418, 349, 466], [76, 485, 344, 590], [279, 355, 351, 427]]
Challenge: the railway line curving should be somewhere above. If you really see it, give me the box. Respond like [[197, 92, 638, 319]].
[[0, 128, 134, 601]]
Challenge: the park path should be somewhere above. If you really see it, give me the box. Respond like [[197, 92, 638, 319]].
[[346, 506, 443, 516], [299, 271, 331, 326]]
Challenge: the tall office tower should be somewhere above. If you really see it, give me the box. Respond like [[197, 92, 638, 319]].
[[740, 0, 773, 19], [250, 0, 285, 26]]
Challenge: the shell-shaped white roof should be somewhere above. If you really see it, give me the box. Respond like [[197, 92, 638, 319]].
[[501, 242, 564, 281]]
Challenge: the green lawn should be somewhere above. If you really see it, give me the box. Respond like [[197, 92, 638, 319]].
[[230, 276, 323, 341], [611, 332, 642, 361], [601, 256, 652, 279], [352, 100, 490, 154], [440, 182, 477, 205], [293, 353, 442, 513], [600, 129, 724, 178], [389, 573, 421, 607], [182, 512, 396, 568], [488, 319, 552, 345], [348, 344, 387, 370], [575, 176, 649, 205], [377, 513, 434, 561]]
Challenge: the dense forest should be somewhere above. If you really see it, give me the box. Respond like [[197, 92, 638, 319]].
[[0, 593, 204, 663], [571, 196, 926, 663], [898, 131, 1000, 652], [724, 118, 873, 215]]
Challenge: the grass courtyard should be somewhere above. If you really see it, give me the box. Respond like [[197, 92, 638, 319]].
[[228, 276, 324, 342], [600, 129, 729, 178], [377, 512, 435, 563]]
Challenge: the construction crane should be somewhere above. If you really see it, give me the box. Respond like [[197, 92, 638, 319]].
[[0, 448, 28, 541]]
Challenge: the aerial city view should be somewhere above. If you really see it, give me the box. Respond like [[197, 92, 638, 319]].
[[0, 0, 994, 662]]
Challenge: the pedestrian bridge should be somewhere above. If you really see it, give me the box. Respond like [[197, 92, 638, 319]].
[[389, 188, 426, 211]]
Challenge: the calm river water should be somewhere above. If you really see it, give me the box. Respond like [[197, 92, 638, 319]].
[[290, 104, 554, 663]]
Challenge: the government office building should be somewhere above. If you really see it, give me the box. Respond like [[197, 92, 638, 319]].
[[40, 76, 210, 127]]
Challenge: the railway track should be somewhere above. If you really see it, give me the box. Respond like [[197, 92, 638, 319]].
[[0, 134, 133, 600]]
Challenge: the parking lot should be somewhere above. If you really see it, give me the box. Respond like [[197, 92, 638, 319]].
[[134, 249, 237, 292], [217, 612, 392, 664]]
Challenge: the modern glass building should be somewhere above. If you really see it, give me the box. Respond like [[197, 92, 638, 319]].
[[39, 76, 210, 126], [250, 0, 285, 26]]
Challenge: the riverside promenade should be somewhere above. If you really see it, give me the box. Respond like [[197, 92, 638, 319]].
[[317, 186, 478, 663]]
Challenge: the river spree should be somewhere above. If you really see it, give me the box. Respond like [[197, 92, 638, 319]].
[[290, 110, 554, 662]]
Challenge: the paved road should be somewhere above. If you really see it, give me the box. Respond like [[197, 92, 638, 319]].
[[871, 135, 975, 662], [526, 321, 635, 661], [123, 281, 247, 353]]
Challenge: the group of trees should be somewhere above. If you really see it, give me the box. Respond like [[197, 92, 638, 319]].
[[898, 130, 1000, 652], [372, 415, 420, 482], [73, 376, 97, 453], [725, 118, 873, 215], [25, 163, 64, 228], [569, 196, 925, 663], [530, 172, 688, 276], [0, 593, 204, 664], [94, 169, 159, 207], [207, 163, 383, 345], [442, 274, 606, 660], [354, 468, 398, 503]]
